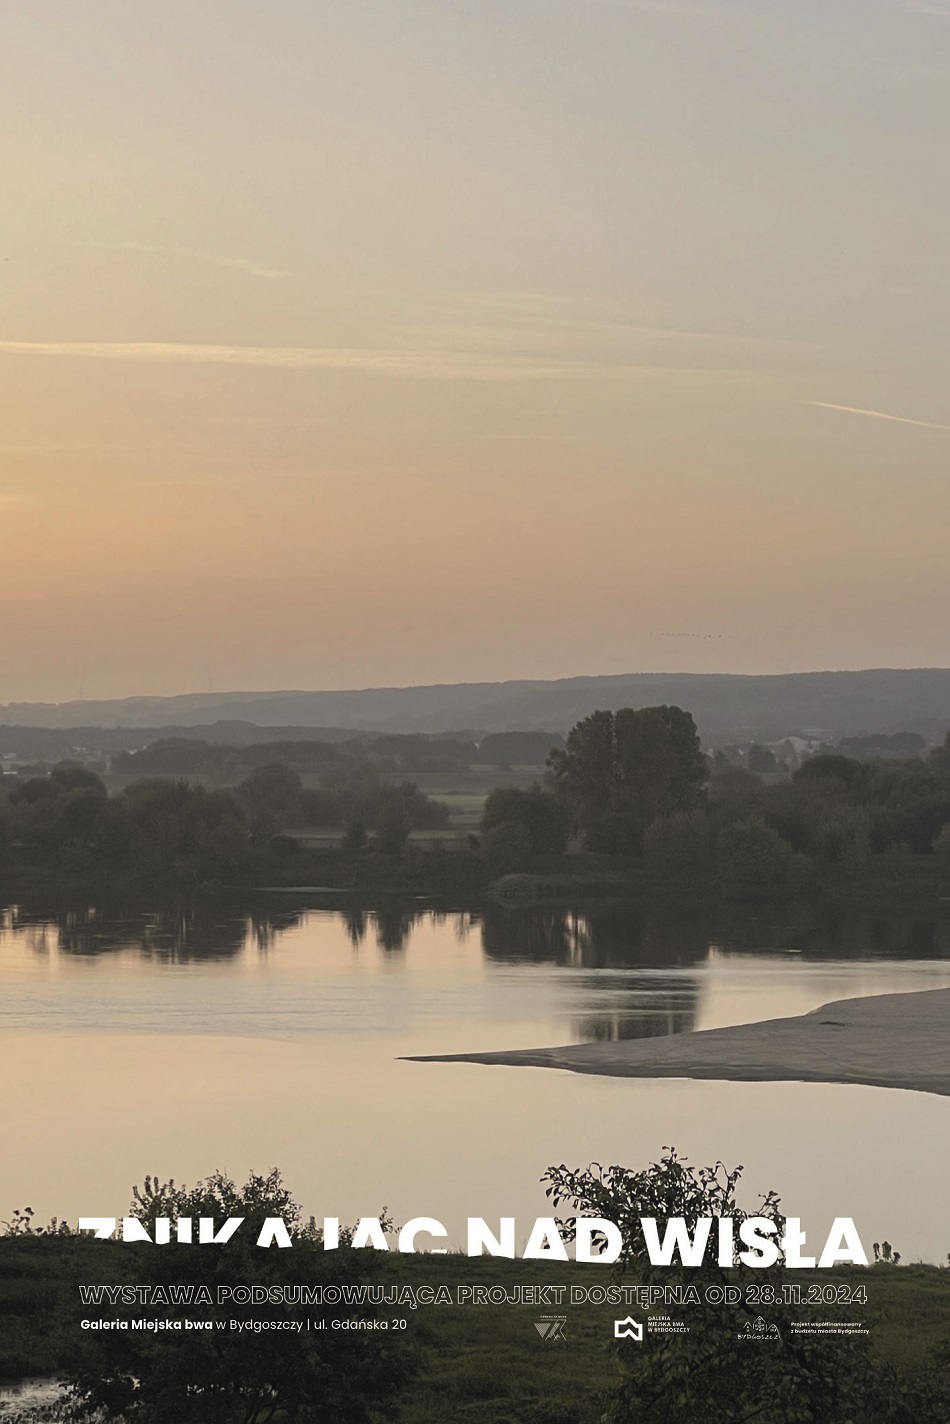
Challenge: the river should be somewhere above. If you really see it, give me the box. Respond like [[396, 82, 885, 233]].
[[1, 894, 949, 1261]]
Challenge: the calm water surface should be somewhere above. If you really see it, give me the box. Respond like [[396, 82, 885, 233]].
[[2, 897, 949, 1260]]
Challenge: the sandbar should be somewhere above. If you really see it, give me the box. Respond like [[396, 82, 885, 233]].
[[406, 987, 950, 1097]]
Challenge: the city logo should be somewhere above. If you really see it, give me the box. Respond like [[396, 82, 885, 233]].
[[534, 1316, 567, 1341], [739, 1316, 780, 1341], [614, 1317, 644, 1341]]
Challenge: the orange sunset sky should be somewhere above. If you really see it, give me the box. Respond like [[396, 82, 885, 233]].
[[2, 0, 949, 702]]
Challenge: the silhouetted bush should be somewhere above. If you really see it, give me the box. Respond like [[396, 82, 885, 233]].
[[717, 818, 793, 886]]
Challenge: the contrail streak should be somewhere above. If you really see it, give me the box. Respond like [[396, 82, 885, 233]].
[[805, 401, 950, 432]]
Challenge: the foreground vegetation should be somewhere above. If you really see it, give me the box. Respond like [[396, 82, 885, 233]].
[[3, 1155, 950, 1422]]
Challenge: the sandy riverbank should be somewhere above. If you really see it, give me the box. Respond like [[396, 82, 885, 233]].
[[406, 986, 950, 1097]]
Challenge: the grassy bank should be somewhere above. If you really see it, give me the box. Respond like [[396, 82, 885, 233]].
[[2, 1238, 949, 1421], [3, 823, 950, 906]]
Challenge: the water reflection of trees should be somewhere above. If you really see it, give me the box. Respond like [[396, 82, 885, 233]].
[[342, 906, 474, 954], [3, 890, 948, 975], [341, 904, 430, 953], [712, 898, 950, 961], [568, 979, 700, 1042], [1, 896, 455, 964], [477, 901, 711, 969], [476, 904, 709, 1042], [0, 898, 308, 963], [473, 894, 950, 1042]]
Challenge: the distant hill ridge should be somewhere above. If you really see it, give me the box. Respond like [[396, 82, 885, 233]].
[[3, 668, 950, 742]]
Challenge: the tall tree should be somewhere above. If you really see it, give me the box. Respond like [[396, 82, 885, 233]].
[[548, 706, 708, 851]]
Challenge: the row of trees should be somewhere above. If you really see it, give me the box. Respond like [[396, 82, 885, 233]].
[[645, 737, 950, 884], [6, 711, 950, 883], [477, 710, 950, 881], [0, 760, 450, 880], [238, 762, 449, 842], [0, 764, 255, 880]]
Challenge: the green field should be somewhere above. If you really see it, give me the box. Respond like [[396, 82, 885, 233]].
[[380, 768, 547, 829], [294, 764, 549, 832]]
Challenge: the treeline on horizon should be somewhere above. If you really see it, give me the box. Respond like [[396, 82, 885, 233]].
[[0, 727, 565, 778], [1, 705, 950, 888]]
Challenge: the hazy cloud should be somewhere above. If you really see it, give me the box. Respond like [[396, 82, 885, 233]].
[[417, 291, 813, 352], [119, 243, 292, 281], [897, 1, 950, 15], [401, 319, 800, 351], [806, 401, 950, 432], [0, 339, 757, 384], [578, 0, 745, 14]]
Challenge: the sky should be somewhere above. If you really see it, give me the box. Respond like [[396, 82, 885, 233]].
[[1, 0, 949, 702]]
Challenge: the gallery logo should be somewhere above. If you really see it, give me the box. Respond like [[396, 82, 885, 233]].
[[614, 1317, 644, 1341], [739, 1315, 780, 1341], [534, 1316, 567, 1341]]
